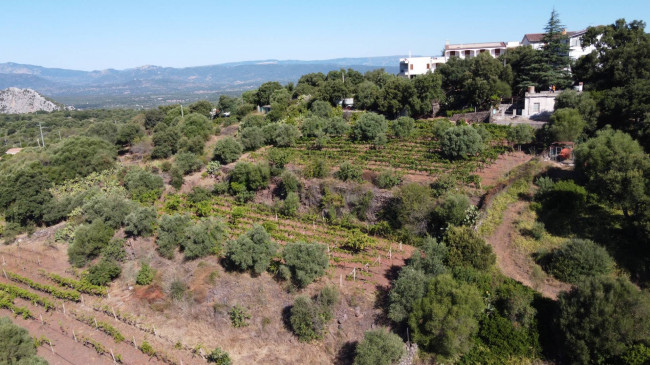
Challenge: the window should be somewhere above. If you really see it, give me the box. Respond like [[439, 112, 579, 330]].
[[480, 49, 486, 53], [410, 64, 413, 70], [533, 103, 540, 113], [426, 64, 430, 69], [494, 49, 501, 56], [449, 51, 456, 57]]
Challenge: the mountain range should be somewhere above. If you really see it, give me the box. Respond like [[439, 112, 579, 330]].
[[0, 57, 403, 109]]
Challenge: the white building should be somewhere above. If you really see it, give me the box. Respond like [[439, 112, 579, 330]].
[[444, 41, 513, 59], [398, 56, 447, 78], [521, 29, 596, 60], [523, 87, 557, 120]]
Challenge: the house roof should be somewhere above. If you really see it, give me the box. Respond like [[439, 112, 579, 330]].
[[445, 42, 506, 50], [523, 30, 586, 43], [5, 148, 23, 155]]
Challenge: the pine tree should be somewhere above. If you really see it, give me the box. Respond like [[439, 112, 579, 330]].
[[541, 9, 573, 89]]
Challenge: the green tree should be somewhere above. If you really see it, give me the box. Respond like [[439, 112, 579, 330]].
[[226, 225, 278, 275], [309, 100, 332, 118], [554, 90, 599, 132], [391, 116, 415, 138], [175, 152, 203, 175], [116, 123, 144, 145], [86, 259, 121, 286], [230, 162, 270, 191], [432, 193, 471, 228], [283, 241, 329, 287], [334, 162, 363, 182], [239, 126, 266, 151], [546, 239, 615, 283], [182, 218, 227, 260], [213, 137, 243, 164], [352, 112, 388, 141], [49, 136, 117, 183], [549, 108, 586, 141], [354, 329, 406, 365], [391, 183, 434, 237], [506, 124, 535, 150], [82, 193, 134, 229], [136, 262, 155, 285], [144, 108, 165, 129], [151, 124, 180, 159], [445, 226, 495, 270], [557, 277, 650, 364], [124, 168, 164, 203], [156, 214, 191, 259], [86, 121, 118, 144], [388, 266, 427, 323], [0, 317, 48, 364], [408, 274, 484, 357], [180, 113, 213, 141], [218, 95, 241, 114], [255, 81, 283, 106], [355, 81, 380, 110], [540, 9, 572, 89], [440, 125, 484, 159], [188, 100, 214, 118], [0, 164, 53, 226], [574, 128, 650, 219], [68, 220, 115, 267]]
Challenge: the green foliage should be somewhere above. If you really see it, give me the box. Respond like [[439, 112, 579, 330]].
[[151, 123, 180, 159], [213, 137, 243, 164], [289, 287, 338, 342], [445, 226, 495, 270], [335, 161, 363, 182], [574, 128, 649, 219], [558, 276, 650, 364], [440, 125, 484, 159], [6, 271, 80, 301], [408, 274, 484, 358], [540, 10, 573, 89], [536, 180, 588, 233], [182, 218, 227, 260], [283, 241, 329, 287], [264, 123, 301, 147], [0, 317, 47, 364], [44, 273, 107, 296], [116, 123, 144, 145], [391, 116, 415, 138], [124, 206, 157, 237], [554, 90, 599, 131], [409, 237, 448, 276], [230, 162, 270, 191], [124, 168, 164, 203], [136, 262, 155, 285], [280, 192, 300, 217], [388, 266, 427, 323], [341, 229, 374, 252], [139, 340, 156, 356], [506, 123, 535, 147], [49, 136, 117, 183], [352, 112, 388, 141], [170, 167, 184, 190], [390, 183, 434, 237], [226, 225, 278, 275], [144, 108, 165, 129], [545, 239, 615, 283], [156, 214, 191, 259], [180, 113, 212, 141], [207, 347, 232, 365], [303, 158, 329, 179], [169, 280, 187, 300], [239, 126, 266, 151], [175, 152, 203, 175], [229, 304, 251, 328], [432, 193, 471, 228], [267, 148, 291, 170], [0, 164, 53, 226], [549, 108, 586, 142], [68, 220, 115, 267], [86, 259, 121, 286], [102, 237, 126, 262], [82, 193, 134, 229], [353, 329, 406, 365], [374, 169, 402, 189], [86, 121, 118, 144]]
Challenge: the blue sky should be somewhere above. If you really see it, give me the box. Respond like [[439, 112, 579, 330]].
[[1, 0, 648, 71]]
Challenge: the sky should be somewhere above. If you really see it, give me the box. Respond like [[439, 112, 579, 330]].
[[1, 0, 649, 71]]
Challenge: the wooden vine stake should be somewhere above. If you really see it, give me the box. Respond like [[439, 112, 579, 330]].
[[94, 318, 98, 330], [2, 255, 5, 265], [40, 314, 44, 325], [133, 336, 137, 348], [3, 269, 7, 279], [110, 349, 116, 363], [37, 256, 40, 266], [49, 340, 54, 354], [62, 303, 66, 316], [353, 268, 356, 281], [339, 274, 342, 288], [81, 295, 84, 306], [153, 325, 157, 336], [112, 307, 117, 321], [73, 330, 77, 342]]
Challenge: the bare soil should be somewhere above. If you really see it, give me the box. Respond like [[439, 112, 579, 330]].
[[477, 151, 533, 188]]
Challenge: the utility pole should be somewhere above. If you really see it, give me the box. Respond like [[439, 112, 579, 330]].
[[180, 105, 184, 118], [38, 121, 45, 148], [58, 130, 62, 141]]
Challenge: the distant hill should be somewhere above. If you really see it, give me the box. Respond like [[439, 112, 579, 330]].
[[0, 57, 403, 108], [0, 87, 66, 114]]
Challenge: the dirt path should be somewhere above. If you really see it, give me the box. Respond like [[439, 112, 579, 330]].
[[485, 201, 571, 300]]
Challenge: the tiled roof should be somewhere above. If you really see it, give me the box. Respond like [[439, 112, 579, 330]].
[[523, 30, 586, 43], [445, 42, 506, 50]]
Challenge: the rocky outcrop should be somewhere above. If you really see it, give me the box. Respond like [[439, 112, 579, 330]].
[[0, 87, 64, 114]]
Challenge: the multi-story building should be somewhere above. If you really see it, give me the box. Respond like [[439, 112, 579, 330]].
[[521, 29, 596, 60], [398, 56, 447, 78], [444, 41, 516, 59]]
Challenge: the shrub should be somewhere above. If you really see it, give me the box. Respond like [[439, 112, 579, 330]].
[[82, 194, 134, 229], [180, 113, 213, 140], [169, 167, 184, 190], [156, 214, 191, 259], [352, 112, 388, 141], [85, 259, 121, 286], [432, 119, 453, 139], [388, 266, 427, 323], [534, 176, 555, 197], [354, 329, 406, 365], [144, 108, 165, 129], [409, 274, 484, 357], [182, 218, 227, 260], [175, 152, 203, 175], [240, 114, 266, 129], [324, 116, 349, 136], [280, 192, 300, 217], [226, 225, 278, 275], [267, 123, 300, 147], [0, 164, 53, 226], [310, 100, 332, 118], [117, 123, 144, 145], [279, 171, 300, 197], [283, 241, 329, 287], [335, 162, 363, 182], [409, 237, 448, 276], [229, 305, 251, 328], [303, 158, 329, 178], [267, 148, 291, 170], [169, 280, 187, 300], [537, 180, 587, 233], [390, 183, 434, 237], [341, 229, 374, 252], [85, 122, 118, 144], [213, 137, 243, 164], [124, 206, 157, 237], [440, 125, 484, 159], [152, 124, 180, 159], [549, 108, 586, 142], [289, 296, 324, 341], [545, 239, 615, 283], [300, 116, 327, 137], [68, 221, 115, 267], [49, 136, 117, 183], [206, 161, 221, 177], [432, 193, 471, 228], [102, 238, 126, 262], [391, 116, 415, 138], [230, 162, 271, 191], [124, 168, 164, 203], [139, 340, 156, 356], [0, 317, 47, 364], [136, 263, 155, 285], [445, 226, 495, 270], [374, 169, 402, 189], [239, 126, 266, 151], [207, 347, 232, 365]]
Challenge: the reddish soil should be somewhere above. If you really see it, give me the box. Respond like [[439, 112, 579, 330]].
[[485, 201, 571, 299], [477, 151, 533, 188]]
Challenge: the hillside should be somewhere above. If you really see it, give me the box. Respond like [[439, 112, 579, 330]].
[[0, 87, 65, 114]]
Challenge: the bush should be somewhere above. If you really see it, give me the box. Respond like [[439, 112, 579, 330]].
[[206, 161, 221, 177], [354, 329, 406, 365], [289, 291, 336, 342], [49, 136, 117, 183], [545, 239, 615, 283], [440, 125, 484, 159], [534, 176, 555, 197], [537, 180, 587, 233], [0, 317, 47, 364], [230, 162, 270, 191], [229, 305, 251, 328], [169, 167, 184, 190], [83, 194, 134, 229], [283, 241, 329, 287], [266, 123, 300, 147], [68, 221, 115, 267], [351, 112, 388, 141], [549, 108, 586, 142], [445, 226, 495, 270], [280, 192, 300, 217], [324, 116, 349, 136], [125, 206, 157, 237], [388, 266, 427, 323], [102, 238, 126, 262], [86, 121, 118, 144], [432, 193, 471, 228], [226, 225, 278, 275], [85, 259, 121, 286], [136, 263, 155, 285], [156, 214, 191, 259], [279, 171, 300, 197], [300, 116, 327, 137], [335, 162, 363, 182], [182, 218, 227, 260], [0, 164, 53, 226], [124, 168, 164, 203], [169, 280, 187, 300], [116, 123, 144, 145], [144, 108, 165, 129], [391, 116, 415, 138], [239, 126, 266, 151], [341, 229, 374, 252], [207, 347, 232, 365], [175, 152, 203, 175], [409, 274, 484, 357], [303, 158, 329, 178], [240, 114, 266, 129], [310, 100, 332, 118], [390, 183, 435, 237], [374, 169, 402, 189], [180, 113, 213, 140], [267, 148, 291, 170], [213, 137, 243, 164], [139, 340, 156, 356], [151, 124, 180, 159]]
